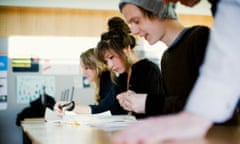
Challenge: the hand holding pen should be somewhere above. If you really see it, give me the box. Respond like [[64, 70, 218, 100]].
[[54, 101, 75, 116]]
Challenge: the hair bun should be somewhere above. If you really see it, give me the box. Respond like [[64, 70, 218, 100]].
[[108, 16, 130, 34]]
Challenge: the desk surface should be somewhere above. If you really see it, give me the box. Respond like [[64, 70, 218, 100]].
[[21, 120, 240, 144], [22, 121, 111, 144]]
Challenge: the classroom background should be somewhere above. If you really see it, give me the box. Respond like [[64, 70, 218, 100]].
[[0, 1, 213, 143]]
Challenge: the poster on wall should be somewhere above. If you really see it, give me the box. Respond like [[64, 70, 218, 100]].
[[16, 76, 55, 104], [12, 57, 39, 72], [82, 76, 90, 88], [72, 75, 90, 89], [0, 55, 8, 110], [0, 55, 8, 71], [0, 77, 7, 110]]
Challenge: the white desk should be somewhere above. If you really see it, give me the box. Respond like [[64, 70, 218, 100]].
[[21, 119, 112, 144], [21, 119, 240, 144]]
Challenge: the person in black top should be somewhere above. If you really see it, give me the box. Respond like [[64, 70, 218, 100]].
[[96, 16, 164, 119], [118, 0, 210, 115], [54, 48, 117, 115], [112, 0, 238, 144]]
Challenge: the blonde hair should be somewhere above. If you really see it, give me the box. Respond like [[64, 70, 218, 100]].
[[80, 48, 108, 105]]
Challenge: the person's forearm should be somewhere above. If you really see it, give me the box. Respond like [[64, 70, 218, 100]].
[[74, 104, 91, 114]]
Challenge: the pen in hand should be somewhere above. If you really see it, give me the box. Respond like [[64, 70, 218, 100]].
[[58, 101, 75, 111]]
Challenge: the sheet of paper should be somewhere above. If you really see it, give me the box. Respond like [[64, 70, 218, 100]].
[[44, 108, 136, 131], [88, 115, 136, 131], [44, 108, 62, 122]]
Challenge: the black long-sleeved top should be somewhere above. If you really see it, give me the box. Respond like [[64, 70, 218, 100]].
[[161, 26, 210, 113], [89, 71, 117, 114], [111, 59, 165, 119]]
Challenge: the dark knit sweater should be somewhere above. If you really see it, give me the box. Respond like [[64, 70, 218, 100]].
[[161, 26, 210, 113], [112, 59, 165, 119]]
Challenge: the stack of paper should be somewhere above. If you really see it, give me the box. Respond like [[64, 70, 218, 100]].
[[44, 108, 136, 131]]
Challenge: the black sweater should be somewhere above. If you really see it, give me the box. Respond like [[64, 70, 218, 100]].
[[89, 71, 117, 114], [161, 26, 210, 113], [112, 59, 165, 119]]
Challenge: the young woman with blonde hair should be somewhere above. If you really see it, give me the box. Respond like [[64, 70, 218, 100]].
[[54, 48, 117, 115]]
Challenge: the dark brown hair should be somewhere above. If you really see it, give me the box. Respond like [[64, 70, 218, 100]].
[[96, 16, 136, 64]]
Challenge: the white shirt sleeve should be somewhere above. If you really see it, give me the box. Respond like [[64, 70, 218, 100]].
[[185, 0, 240, 123]]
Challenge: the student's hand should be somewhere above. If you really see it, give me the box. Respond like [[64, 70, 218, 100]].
[[54, 101, 72, 116], [111, 111, 213, 144], [117, 90, 147, 114]]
